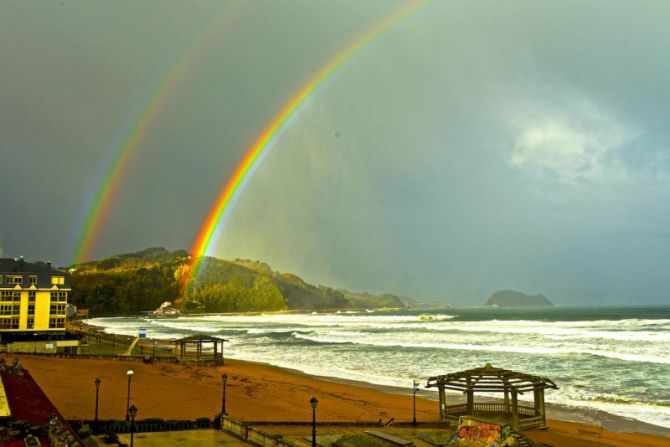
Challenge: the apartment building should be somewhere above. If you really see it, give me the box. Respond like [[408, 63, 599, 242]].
[[0, 258, 70, 340]]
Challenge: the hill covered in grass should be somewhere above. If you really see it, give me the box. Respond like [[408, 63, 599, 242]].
[[70, 247, 405, 315]]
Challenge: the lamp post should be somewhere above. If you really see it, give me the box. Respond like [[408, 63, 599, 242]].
[[310, 396, 318, 447], [221, 374, 228, 415], [94, 378, 101, 433], [412, 380, 420, 427], [125, 370, 134, 421], [128, 404, 138, 447]]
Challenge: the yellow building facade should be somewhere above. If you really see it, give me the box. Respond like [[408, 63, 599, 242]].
[[0, 258, 69, 337]]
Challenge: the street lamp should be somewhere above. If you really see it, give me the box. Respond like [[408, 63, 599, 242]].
[[310, 396, 318, 447], [94, 378, 101, 433], [221, 374, 228, 415], [125, 370, 134, 421], [412, 380, 420, 427], [128, 404, 138, 447]]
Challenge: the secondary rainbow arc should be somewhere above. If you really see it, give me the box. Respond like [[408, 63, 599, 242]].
[[71, 7, 231, 265], [185, 0, 426, 288]]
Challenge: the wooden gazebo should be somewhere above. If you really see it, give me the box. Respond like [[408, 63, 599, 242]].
[[174, 334, 228, 365], [426, 363, 557, 430]]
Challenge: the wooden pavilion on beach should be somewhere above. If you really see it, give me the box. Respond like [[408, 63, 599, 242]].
[[426, 363, 558, 430], [173, 334, 228, 365]]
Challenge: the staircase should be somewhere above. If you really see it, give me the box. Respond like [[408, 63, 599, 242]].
[[123, 338, 140, 356]]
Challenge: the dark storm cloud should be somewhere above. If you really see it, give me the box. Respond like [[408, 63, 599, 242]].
[[1, 1, 669, 305]]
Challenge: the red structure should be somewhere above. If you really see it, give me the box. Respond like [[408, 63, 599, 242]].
[[0, 358, 83, 446]]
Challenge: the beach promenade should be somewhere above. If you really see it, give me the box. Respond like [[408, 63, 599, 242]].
[[0, 321, 659, 446], [13, 353, 670, 447]]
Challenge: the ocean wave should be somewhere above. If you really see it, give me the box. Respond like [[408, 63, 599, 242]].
[[546, 392, 670, 429], [187, 313, 456, 326], [245, 328, 297, 335], [86, 311, 670, 429], [581, 394, 669, 407], [422, 324, 670, 342], [219, 349, 670, 430], [291, 333, 670, 364]]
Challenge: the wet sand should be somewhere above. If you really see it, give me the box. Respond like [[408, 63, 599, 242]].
[[13, 355, 670, 447]]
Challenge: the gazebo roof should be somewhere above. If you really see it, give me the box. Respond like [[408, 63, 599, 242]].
[[426, 363, 558, 394], [174, 334, 229, 343]]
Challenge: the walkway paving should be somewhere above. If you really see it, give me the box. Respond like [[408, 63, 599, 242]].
[[96, 429, 249, 446]]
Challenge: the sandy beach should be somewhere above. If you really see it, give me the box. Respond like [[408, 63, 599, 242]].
[[13, 354, 670, 447]]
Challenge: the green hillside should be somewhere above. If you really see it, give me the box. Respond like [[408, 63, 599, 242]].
[[338, 290, 405, 309], [69, 247, 406, 315]]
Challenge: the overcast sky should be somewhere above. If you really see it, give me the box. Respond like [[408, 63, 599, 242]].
[[1, 0, 669, 305]]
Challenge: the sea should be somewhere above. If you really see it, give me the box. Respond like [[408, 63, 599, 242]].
[[86, 306, 670, 429]]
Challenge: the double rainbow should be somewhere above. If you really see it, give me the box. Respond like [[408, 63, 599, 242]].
[[71, 6, 232, 264], [185, 0, 426, 288]]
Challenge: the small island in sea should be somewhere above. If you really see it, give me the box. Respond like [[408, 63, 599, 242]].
[[485, 290, 554, 307]]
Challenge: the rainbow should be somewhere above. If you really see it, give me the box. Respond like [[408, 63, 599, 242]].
[[71, 6, 233, 264], [185, 0, 426, 287]]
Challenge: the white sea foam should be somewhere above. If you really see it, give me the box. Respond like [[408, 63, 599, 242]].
[[546, 388, 670, 429], [86, 310, 670, 429], [291, 332, 670, 364]]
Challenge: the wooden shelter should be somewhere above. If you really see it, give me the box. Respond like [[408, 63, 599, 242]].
[[173, 334, 228, 365], [426, 363, 557, 430]]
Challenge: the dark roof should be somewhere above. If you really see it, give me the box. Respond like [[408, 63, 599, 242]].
[[0, 258, 70, 289], [0, 258, 63, 275], [175, 334, 229, 343], [426, 363, 558, 394]]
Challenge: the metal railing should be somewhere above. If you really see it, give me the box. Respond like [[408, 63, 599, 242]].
[[518, 416, 545, 430], [444, 404, 467, 414], [472, 402, 508, 413], [75, 417, 213, 435], [442, 403, 546, 430], [444, 402, 538, 416], [221, 416, 299, 447]]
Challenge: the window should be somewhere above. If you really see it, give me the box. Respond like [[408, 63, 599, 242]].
[[51, 276, 64, 285], [50, 304, 66, 315], [49, 317, 65, 329], [27, 318, 34, 329], [0, 318, 19, 329], [50, 291, 67, 302], [28, 304, 35, 315], [1, 291, 21, 302], [29, 276, 37, 284], [0, 305, 19, 315], [6, 275, 23, 284], [28, 291, 36, 301]]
